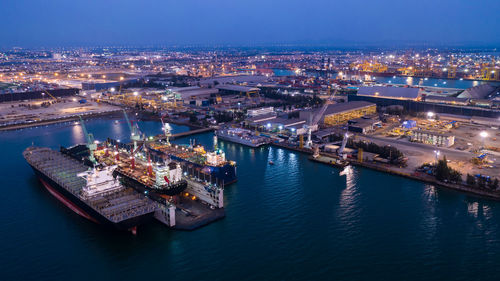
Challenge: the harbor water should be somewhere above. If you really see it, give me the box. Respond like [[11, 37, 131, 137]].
[[2, 117, 500, 280], [374, 76, 500, 89]]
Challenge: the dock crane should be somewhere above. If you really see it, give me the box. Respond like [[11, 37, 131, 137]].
[[79, 116, 97, 165], [123, 110, 142, 152], [160, 112, 172, 145], [304, 89, 337, 148], [337, 132, 350, 160]]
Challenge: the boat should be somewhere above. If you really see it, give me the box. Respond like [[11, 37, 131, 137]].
[[143, 137, 237, 186], [89, 142, 188, 196], [23, 146, 156, 232], [215, 128, 269, 148]]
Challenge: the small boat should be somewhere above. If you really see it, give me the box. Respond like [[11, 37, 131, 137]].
[[269, 161, 274, 165]]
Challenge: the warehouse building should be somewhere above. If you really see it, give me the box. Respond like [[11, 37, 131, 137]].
[[348, 118, 381, 134], [216, 84, 260, 96], [358, 86, 421, 101], [247, 107, 274, 117], [300, 101, 376, 126]]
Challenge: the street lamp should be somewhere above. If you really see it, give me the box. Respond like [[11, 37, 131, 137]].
[[480, 131, 488, 148], [427, 112, 435, 121], [434, 150, 440, 163]]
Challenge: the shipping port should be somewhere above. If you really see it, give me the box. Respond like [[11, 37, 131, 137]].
[[23, 116, 227, 233]]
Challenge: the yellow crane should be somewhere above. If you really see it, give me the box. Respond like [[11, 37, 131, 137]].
[[43, 90, 58, 102]]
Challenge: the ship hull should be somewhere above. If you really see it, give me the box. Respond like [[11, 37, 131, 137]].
[[28, 165, 152, 231]]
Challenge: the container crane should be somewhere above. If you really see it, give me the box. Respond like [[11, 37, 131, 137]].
[[79, 116, 97, 164]]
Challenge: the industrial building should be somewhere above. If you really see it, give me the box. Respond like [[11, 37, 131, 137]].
[[348, 118, 381, 134], [247, 107, 274, 117], [423, 95, 470, 106], [358, 86, 421, 101], [410, 130, 455, 147], [216, 84, 260, 96], [458, 84, 500, 99], [300, 101, 376, 126]]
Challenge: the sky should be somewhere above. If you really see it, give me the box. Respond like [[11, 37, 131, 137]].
[[1, 0, 499, 48]]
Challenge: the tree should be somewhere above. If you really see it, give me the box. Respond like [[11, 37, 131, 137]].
[[477, 176, 487, 188], [488, 178, 499, 190], [466, 174, 476, 186], [435, 156, 450, 181], [189, 114, 198, 123], [435, 156, 462, 182]]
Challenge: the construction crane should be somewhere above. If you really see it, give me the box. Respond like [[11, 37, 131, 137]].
[[79, 116, 97, 164], [123, 110, 142, 151]]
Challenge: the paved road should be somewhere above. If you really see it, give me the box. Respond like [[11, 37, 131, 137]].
[[357, 134, 474, 159]]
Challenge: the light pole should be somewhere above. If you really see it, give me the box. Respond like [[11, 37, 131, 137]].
[[434, 150, 440, 164], [427, 111, 435, 120], [480, 131, 488, 149]]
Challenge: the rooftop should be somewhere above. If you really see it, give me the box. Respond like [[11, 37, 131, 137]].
[[216, 84, 260, 93], [358, 86, 421, 100], [323, 101, 376, 116]]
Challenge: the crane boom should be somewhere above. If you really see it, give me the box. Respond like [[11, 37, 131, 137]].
[[304, 89, 337, 148], [43, 90, 58, 102], [79, 116, 97, 164]]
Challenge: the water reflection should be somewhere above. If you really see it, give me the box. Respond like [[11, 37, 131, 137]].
[[337, 166, 360, 220]]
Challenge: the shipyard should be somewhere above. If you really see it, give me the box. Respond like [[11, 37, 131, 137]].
[[3, 46, 500, 232], [2, 1, 500, 279]]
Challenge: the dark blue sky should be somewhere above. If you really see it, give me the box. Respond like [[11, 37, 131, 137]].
[[1, 0, 499, 47]]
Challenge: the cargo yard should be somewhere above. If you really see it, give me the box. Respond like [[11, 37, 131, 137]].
[[0, 96, 121, 130]]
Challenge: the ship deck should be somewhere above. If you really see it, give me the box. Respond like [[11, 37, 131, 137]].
[[24, 147, 156, 223]]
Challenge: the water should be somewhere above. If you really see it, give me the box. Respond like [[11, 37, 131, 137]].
[[374, 76, 500, 90], [273, 68, 295, 76], [2, 118, 500, 280]]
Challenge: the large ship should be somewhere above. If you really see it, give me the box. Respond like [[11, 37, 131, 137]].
[[123, 136, 238, 186], [93, 141, 188, 196], [23, 146, 157, 232], [215, 128, 269, 148]]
